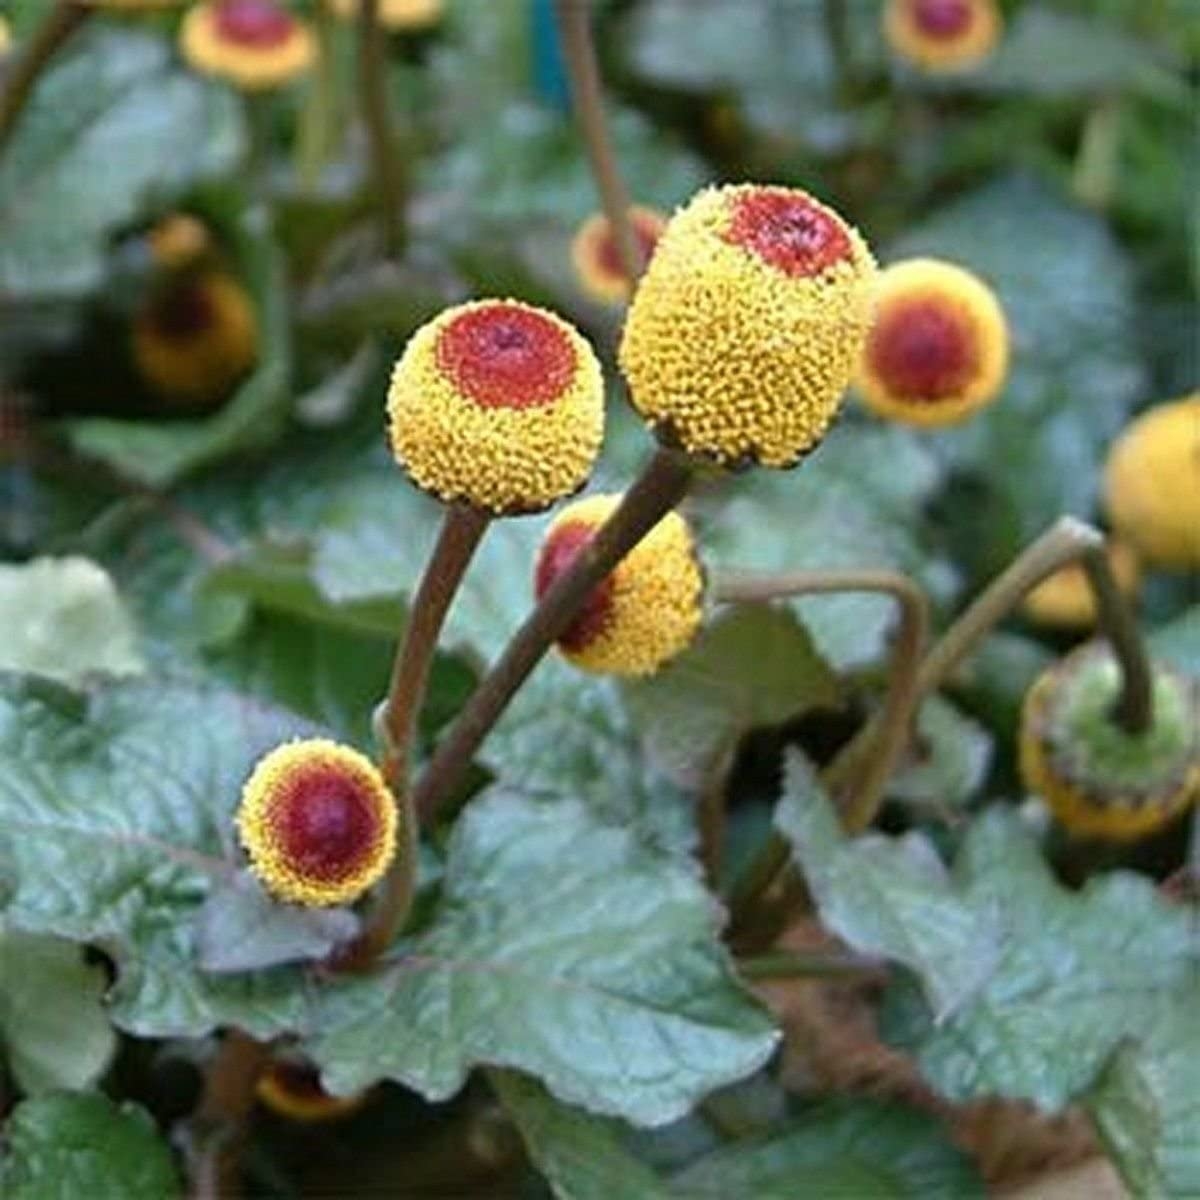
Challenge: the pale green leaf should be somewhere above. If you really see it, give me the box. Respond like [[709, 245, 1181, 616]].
[[888, 697, 992, 811], [1150, 605, 1200, 679]]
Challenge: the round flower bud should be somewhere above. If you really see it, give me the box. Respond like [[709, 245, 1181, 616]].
[[1103, 394, 1200, 570], [180, 0, 316, 91], [387, 299, 604, 515], [236, 739, 398, 907], [534, 494, 704, 677], [570, 206, 666, 304], [256, 1060, 368, 1123], [857, 258, 1008, 427], [148, 214, 213, 272], [618, 184, 876, 469], [1022, 542, 1140, 632], [1018, 644, 1199, 842], [329, 0, 443, 31], [132, 272, 257, 410], [883, 0, 1001, 72]]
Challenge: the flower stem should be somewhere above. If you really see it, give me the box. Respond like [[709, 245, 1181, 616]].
[[721, 568, 928, 941], [737, 949, 884, 983], [413, 447, 695, 825], [697, 736, 737, 891], [189, 1030, 270, 1199], [358, 0, 407, 258], [0, 1, 91, 154], [295, 0, 338, 192], [821, 0, 855, 96], [553, 0, 642, 285]]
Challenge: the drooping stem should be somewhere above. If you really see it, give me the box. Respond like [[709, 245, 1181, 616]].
[[358, 0, 407, 257], [413, 447, 695, 825], [0, 1, 91, 154], [189, 1031, 270, 1200], [554, 0, 642, 284], [295, 0, 338, 191], [1081, 544, 1154, 734], [721, 568, 928, 939]]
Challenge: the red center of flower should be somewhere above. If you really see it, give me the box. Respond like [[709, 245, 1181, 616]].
[[594, 214, 662, 280], [435, 304, 578, 410], [910, 0, 973, 39], [724, 189, 852, 278], [213, 0, 296, 49], [868, 295, 980, 401], [535, 521, 615, 652], [273, 767, 380, 884], [150, 282, 215, 339]]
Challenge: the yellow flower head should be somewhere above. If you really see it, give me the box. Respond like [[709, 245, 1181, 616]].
[[132, 271, 257, 410], [857, 258, 1008, 426], [329, 0, 443, 31], [618, 183, 876, 469], [147, 213, 213, 272], [388, 299, 604, 515], [884, 0, 1002, 72], [180, 0, 316, 91], [257, 1060, 368, 1122], [570, 206, 667, 304], [1018, 645, 1199, 842], [236, 739, 398, 907], [1022, 541, 1140, 632], [1104, 393, 1200, 570], [535, 494, 704, 677]]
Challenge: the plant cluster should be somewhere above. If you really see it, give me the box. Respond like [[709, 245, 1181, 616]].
[[0, 2, 1196, 1198]]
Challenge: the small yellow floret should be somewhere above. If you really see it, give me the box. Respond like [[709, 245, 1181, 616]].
[[883, 0, 1002, 72], [132, 272, 258, 410], [387, 300, 605, 515], [538, 495, 705, 677], [856, 258, 1009, 427], [329, 0, 443, 31], [1104, 394, 1200, 570], [618, 184, 876, 469], [1022, 542, 1139, 631], [570, 206, 666, 304], [236, 739, 398, 908], [180, 2, 316, 91], [256, 1061, 368, 1122]]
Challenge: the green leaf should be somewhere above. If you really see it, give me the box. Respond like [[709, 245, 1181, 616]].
[[0, 557, 143, 683], [0, 673, 318, 1039], [1150, 605, 1200, 679], [0, 28, 242, 301], [492, 1071, 671, 1200], [701, 423, 949, 668], [776, 753, 1200, 1121], [0, 927, 116, 1096], [64, 208, 292, 487], [0, 1093, 181, 1200], [306, 790, 778, 1126], [887, 697, 992, 811], [622, 603, 839, 788], [670, 1098, 983, 1199], [884, 175, 1144, 573]]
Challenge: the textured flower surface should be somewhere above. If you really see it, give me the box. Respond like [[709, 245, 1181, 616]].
[[857, 257, 1008, 426], [1019, 645, 1199, 841], [329, 0, 443, 30], [884, 0, 1002, 72], [257, 1061, 367, 1122], [1022, 542, 1139, 631], [619, 184, 875, 468], [1104, 393, 1200, 569], [535, 494, 704, 677], [388, 299, 604, 514], [180, 0, 316, 90], [237, 739, 398, 907], [571, 206, 666, 303], [132, 272, 257, 409]]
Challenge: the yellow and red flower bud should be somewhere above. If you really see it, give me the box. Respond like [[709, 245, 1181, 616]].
[[884, 0, 1002, 72], [570, 206, 666, 304], [180, 0, 316, 91]]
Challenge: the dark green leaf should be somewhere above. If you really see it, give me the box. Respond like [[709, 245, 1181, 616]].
[[0, 1093, 181, 1200], [306, 790, 778, 1126]]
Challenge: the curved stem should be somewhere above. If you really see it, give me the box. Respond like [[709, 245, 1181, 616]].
[[413, 447, 694, 825], [358, 0, 407, 257], [554, 0, 642, 284], [1081, 544, 1154, 734], [0, 2, 91, 154]]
